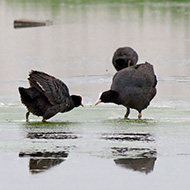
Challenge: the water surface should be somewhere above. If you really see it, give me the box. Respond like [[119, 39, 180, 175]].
[[0, 1, 190, 190]]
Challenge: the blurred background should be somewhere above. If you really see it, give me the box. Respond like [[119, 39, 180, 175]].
[[0, 0, 190, 106]]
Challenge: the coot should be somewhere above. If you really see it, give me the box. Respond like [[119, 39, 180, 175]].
[[95, 62, 157, 119], [112, 47, 138, 71], [18, 70, 83, 122]]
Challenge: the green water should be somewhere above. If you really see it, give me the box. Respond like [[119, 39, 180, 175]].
[[1, 100, 190, 189]]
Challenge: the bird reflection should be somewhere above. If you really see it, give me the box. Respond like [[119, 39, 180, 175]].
[[19, 151, 69, 174], [114, 157, 156, 174], [101, 133, 154, 142], [27, 131, 79, 140], [102, 133, 157, 174], [19, 131, 79, 174], [29, 158, 64, 174], [112, 147, 156, 174]]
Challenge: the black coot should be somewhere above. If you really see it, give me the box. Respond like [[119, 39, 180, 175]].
[[112, 47, 138, 71], [96, 62, 157, 119], [18, 70, 83, 122]]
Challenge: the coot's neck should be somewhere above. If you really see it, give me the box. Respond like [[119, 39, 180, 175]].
[[102, 90, 121, 105], [71, 95, 82, 108]]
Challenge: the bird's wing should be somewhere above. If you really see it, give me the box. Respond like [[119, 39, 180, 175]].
[[28, 70, 70, 105], [111, 63, 157, 92], [138, 63, 157, 88], [111, 67, 134, 90]]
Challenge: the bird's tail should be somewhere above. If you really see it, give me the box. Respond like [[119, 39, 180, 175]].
[[18, 87, 40, 105], [18, 87, 33, 105]]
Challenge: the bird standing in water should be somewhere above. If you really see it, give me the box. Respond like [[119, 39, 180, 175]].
[[18, 70, 83, 122], [95, 62, 157, 119], [112, 47, 138, 71]]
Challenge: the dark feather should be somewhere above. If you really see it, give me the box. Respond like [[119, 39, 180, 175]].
[[18, 87, 52, 116], [28, 70, 70, 105], [112, 47, 138, 71], [111, 62, 157, 112], [18, 71, 82, 121]]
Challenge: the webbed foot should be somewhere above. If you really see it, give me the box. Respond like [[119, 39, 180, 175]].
[[138, 112, 142, 119]]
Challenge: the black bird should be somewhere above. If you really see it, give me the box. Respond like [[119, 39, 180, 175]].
[[18, 70, 83, 122], [112, 47, 138, 71], [95, 62, 157, 119]]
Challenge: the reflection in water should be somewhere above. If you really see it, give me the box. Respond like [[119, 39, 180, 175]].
[[101, 133, 154, 142], [19, 131, 79, 174], [102, 133, 156, 174], [29, 158, 64, 174], [19, 151, 68, 174], [114, 157, 156, 174], [112, 147, 156, 174], [111, 147, 156, 157], [27, 132, 79, 139]]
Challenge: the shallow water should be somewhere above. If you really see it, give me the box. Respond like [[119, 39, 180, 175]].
[[0, 0, 190, 190]]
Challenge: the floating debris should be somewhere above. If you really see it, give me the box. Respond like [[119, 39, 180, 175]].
[[14, 19, 53, 29]]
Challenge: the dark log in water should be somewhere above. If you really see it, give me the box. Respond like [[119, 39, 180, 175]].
[[14, 19, 53, 28]]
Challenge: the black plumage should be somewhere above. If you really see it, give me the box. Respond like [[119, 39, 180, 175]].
[[112, 47, 138, 71], [18, 70, 83, 122], [96, 62, 157, 119]]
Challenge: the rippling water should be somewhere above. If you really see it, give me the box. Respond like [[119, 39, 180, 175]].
[[0, 1, 190, 190]]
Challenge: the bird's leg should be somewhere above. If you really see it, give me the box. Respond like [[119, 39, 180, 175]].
[[124, 108, 130, 119], [138, 112, 142, 119], [26, 111, 30, 122]]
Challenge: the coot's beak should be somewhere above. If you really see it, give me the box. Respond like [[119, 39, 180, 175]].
[[95, 99, 101, 106], [128, 60, 131, 67], [81, 103, 84, 107]]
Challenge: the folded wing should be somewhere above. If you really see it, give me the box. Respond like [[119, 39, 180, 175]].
[[28, 70, 70, 105]]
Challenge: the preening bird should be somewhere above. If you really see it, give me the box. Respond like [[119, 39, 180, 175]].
[[18, 70, 83, 122], [112, 47, 138, 71], [95, 62, 157, 119]]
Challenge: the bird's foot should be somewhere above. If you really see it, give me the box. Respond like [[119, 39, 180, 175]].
[[138, 112, 142, 119], [124, 114, 129, 119], [42, 118, 46, 122]]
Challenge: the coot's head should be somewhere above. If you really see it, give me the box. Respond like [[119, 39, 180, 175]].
[[71, 95, 83, 107], [95, 90, 119, 105], [114, 57, 132, 71], [112, 47, 138, 71]]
